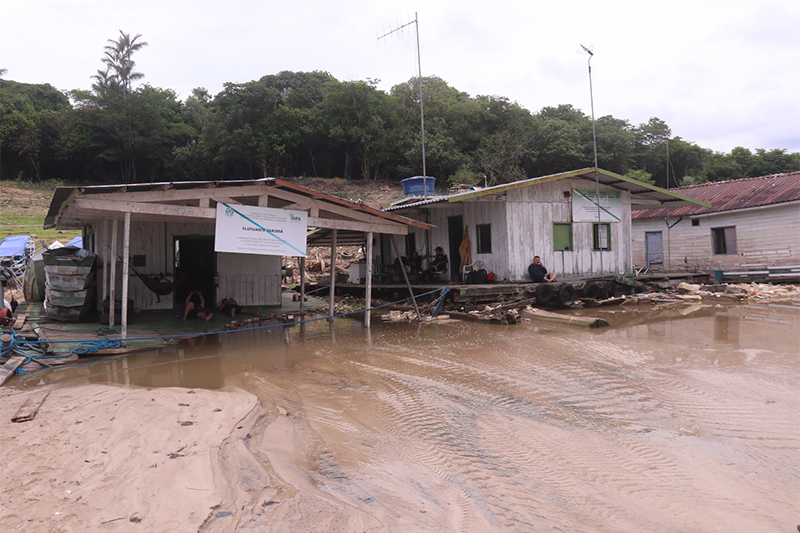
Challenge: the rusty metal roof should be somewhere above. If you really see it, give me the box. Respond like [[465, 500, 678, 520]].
[[632, 171, 800, 219]]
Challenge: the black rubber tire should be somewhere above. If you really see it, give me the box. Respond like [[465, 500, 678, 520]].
[[604, 281, 618, 298], [582, 282, 600, 299], [535, 283, 555, 304], [556, 283, 577, 305]]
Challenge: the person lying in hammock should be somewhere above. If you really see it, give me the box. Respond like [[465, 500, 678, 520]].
[[217, 298, 261, 318]]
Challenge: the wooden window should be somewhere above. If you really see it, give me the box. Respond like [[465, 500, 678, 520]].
[[132, 254, 147, 268], [692, 219, 700, 226], [476, 224, 492, 254], [712, 226, 737, 255], [553, 223, 573, 251], [592, 223, 611, 251]]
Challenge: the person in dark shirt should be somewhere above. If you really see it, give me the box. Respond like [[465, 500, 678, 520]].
[[420, 247, 448, 283], [182, 290, 213, 321], [528, 255, 557, 283], [218, 298, 260, 317]]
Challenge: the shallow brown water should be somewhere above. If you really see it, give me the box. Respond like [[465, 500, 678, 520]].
[[21, 301, 800, 531]]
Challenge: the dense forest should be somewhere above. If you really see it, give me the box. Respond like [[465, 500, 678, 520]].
[[1, 32, 798, 190]]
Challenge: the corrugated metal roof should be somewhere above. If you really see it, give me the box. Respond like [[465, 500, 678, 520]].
[[632, 172, 800, 219], [386, 167, 709, 211]]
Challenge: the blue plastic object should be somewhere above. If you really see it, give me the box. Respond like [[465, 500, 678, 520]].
[[401, 176, 436, 195]]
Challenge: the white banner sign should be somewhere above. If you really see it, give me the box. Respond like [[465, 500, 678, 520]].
[[572, 189, 622, 223], [214, 203, 307, 257]]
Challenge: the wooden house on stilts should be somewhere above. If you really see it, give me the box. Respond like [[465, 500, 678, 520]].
[[386, 168, 708, 281], [44, 178, 429, 335]]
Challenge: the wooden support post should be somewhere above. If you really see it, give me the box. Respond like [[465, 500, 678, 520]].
[[390, 234, 421, 321], [102, 218, 109, 309], [329, 229, 337, 318], [109, 218, 118, 328], [365, 232, 373, 328], [299, 256, 306, 314], [121, 212, 131, 339]]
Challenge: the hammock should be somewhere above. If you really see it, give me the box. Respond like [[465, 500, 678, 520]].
[[129, 267, 188, 303]]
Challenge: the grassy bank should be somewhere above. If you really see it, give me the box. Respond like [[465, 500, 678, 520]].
[[0, 179, 80, 245]]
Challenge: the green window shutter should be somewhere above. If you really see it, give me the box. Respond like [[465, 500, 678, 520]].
[[553, 223, 573, 251]]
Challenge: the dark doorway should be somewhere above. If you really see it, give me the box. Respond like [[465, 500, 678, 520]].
[[174, 235, 216, 312], [447, 215, 463, 282]]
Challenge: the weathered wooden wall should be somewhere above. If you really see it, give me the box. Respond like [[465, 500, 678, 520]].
[[632, 203, 800, 271], [89, 219, 281, 311], [391, 179, 634, 280], [504, 178, 632, 279]]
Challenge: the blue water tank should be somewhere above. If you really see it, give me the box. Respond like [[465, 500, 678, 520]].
[[401, 176, 436, 195]]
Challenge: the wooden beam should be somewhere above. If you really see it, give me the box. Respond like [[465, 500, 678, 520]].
[[329, 230, 337, 318], [96, 184, 268, 203], [74, 198, 216, 220], [365, 232, 373, 328], [12, 390, 50, 422], [121, 212, 131, 339], [308, 216, 407, 235], [521, 308, 610, 328], [109, 218, 118, 328], [0, 356, 26, 387]]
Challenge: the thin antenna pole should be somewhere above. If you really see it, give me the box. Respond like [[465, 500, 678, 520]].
[[379, 13, 426, 177], [581, 44, 602, 275]]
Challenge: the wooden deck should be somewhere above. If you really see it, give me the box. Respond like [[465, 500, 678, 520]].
[[2, 291, 328, 373]]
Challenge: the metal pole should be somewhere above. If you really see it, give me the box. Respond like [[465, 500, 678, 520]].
[[582, 45, 603, 275], [415, 13, 426, 178], [299, 256, 306, 314]]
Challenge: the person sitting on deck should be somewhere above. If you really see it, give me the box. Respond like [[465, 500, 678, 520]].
[[420, 247, 448, 283], [528, 255, 557, 283], [182, 290, 213, 321], [218, 298, 260, 318]]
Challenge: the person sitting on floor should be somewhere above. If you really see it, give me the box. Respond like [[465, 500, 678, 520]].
[[420, 247, 448, 283], [182, 290, 213, 321], [528, 255, 557, 283], [217, 298, 260, 317]]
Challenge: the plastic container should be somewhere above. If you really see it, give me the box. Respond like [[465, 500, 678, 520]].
[[401, 176, 436, 196]]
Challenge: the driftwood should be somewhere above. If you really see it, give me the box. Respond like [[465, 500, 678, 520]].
[[521, 308, 609, 328], [0, 356, 26, 387], [12, 389, 50, 422]]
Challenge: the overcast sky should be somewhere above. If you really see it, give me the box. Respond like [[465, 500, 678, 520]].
[[3, 0, 799, 154]]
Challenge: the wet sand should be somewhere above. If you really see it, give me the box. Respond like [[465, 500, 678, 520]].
[[1, 301, 798, 531]]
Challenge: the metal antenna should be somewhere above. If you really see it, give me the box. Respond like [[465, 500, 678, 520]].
[[379, 13, 426, 178], [581, 44, 603, 275]]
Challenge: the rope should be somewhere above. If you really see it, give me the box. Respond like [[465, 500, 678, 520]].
[[432, 287, 450, 317]]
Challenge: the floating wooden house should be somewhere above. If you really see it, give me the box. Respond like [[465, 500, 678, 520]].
[[44, 178, 429, 334], [631, 172, 800, 279], [386, 168, 707, 281]]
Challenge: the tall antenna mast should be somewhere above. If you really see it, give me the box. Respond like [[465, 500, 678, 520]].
[[581, 44, 603, 275], [379, 12, 426, 177]]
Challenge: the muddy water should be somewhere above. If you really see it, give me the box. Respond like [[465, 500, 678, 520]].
[[26, 302, 800, 531]]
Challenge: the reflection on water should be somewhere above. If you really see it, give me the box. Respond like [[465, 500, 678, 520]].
[[16, 302, 800, 531]]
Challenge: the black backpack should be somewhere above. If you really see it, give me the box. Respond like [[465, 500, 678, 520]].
[[466, 269, 488, 284]]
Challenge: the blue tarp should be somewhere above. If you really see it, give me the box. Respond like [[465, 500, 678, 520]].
[[0, 235, 31, 258], [65, 236, 83, 248]]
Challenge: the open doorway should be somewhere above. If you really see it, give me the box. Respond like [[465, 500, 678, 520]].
[[447, 215, 463, 281], [174, 235, 216, 313]]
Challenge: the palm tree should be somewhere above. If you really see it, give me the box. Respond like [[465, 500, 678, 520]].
[[94, 31, 148, 97]]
